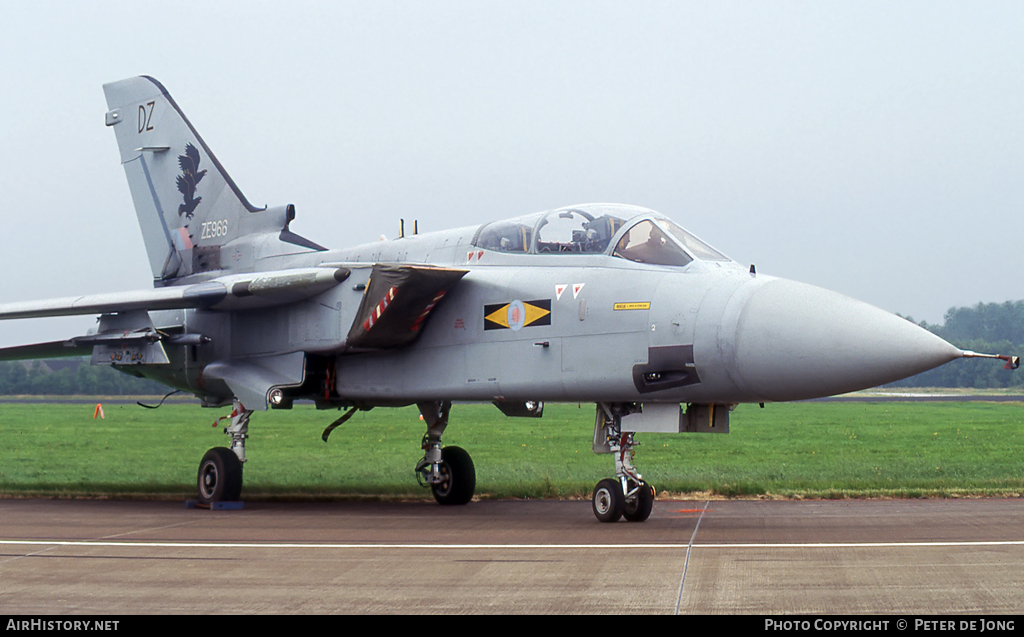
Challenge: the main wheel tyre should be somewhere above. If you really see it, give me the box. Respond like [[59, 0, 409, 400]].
[[431, 446, 476, 505], [197, 447, 243, 505], [623, 482, 655, 522], [592, 478, 624, 523]]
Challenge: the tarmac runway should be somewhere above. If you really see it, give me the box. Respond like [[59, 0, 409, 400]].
[[1, 497, 1022, 615]]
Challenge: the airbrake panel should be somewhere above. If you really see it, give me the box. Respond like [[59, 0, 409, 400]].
[[345, 264, 467, 350]]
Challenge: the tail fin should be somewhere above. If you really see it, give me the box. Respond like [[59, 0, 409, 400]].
[[103, 76, 318, 285]]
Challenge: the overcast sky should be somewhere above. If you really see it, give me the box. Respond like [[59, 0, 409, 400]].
[[2, 1, 1022, 348]]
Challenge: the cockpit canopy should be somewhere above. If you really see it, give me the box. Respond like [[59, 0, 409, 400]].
[[472, 203, 729, 267]]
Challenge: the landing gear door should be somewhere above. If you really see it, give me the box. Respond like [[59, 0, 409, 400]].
[[615, 402, 731, 434], [620, 403, 684, 433]]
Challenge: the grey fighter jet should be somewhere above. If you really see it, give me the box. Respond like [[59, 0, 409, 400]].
[[1, 77, 1017, 522]]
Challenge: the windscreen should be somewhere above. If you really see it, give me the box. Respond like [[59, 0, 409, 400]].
[[660, 220, 729, 261], [612, 220, 694, 267]]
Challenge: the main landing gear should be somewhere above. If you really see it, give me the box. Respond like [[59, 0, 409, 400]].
[[192, 398, 478, 507], [414, 400, 476, 505], [196, 399, 250, 505], [591, 403, 655, 523]]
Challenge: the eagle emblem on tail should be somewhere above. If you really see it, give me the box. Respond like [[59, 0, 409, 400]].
[[176, 143, 207, 218]]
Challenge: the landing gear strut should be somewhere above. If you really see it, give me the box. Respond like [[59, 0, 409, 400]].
[[196, 399, 250, 505], [415, 401, 476, 505], [591, 403, 655, 523]]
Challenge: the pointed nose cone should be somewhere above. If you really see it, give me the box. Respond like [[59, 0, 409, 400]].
[[729, 279, 961, 402]]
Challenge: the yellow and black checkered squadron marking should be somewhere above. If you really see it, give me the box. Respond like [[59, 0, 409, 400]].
[[484, 299, 551, 330]]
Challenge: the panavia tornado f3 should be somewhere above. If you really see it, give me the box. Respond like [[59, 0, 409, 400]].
[[1, 77, 1017, 522]]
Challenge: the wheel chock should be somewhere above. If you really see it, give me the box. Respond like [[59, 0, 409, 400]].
[[185, 500, 245, 510]]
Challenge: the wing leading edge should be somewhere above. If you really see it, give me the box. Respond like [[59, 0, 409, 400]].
[[0, 266, 351, 363], [0, 267, 353, 321], [0, 263, 469, 369]]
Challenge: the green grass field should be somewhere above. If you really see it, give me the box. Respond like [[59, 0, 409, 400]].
[[0, 400, 1022, 500]]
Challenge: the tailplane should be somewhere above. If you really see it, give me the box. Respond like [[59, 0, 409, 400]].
[[103, 76, 321, 285]]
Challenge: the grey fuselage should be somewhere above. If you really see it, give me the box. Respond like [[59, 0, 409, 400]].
[[138, 204, 960, 410]]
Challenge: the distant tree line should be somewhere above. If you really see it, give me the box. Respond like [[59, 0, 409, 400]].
[[0, 359, 168, 395], [890, 300, 1024, 388]]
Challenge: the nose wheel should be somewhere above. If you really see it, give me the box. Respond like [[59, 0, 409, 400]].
[[591, 477, 655, 523], [623, 481, 655, 522], [592, 478, 624, 522]]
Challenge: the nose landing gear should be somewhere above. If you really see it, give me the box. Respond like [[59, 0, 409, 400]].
[[591, 403, 655, 523]]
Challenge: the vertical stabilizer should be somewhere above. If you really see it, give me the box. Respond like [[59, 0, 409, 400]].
[[103, 76, 273, 284]]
